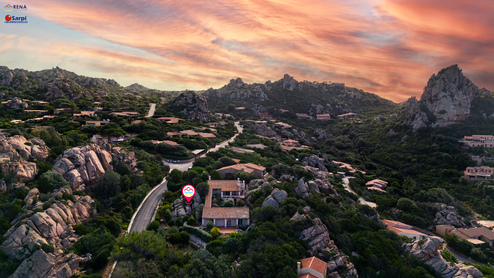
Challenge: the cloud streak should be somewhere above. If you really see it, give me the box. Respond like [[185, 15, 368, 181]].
[[5, 0, 494, 102]]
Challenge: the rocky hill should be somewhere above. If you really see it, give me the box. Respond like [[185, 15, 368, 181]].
[[167, 91, 210, 122], [0, 135, 50, 185], [402, 65, 494, 130], [204, 74, 396, 116]]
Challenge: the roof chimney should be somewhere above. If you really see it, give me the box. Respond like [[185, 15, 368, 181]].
[[209, 175, 211, 180], [297, 262, 301, 275], [237, 177, 240, 187]]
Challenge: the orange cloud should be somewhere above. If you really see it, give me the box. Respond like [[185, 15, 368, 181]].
[[8, 0, 493, 102]]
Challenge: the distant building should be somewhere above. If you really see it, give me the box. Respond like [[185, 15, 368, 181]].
[[296, 113, 311, 119], [166, 132, 182, 138], [156, 117, 183, 124], [461, 135, 494, 148], [283, 139, 300, 147], [31, 100, 49, 105], [230, 147, 255, 154], [365, 179, 388, 193], [382, 220, 427, 240], [205, 122, 225, 128], [131, 120, 142, 125], [316, 114, 331, 120], [84, 120, 109, 127], [25, 110, 48, 114], [337, 113, 358, 120], [198, 132, 216, 138], [437, 225, 494, 247], [464, 166, 494, 180], [246, 144, 267, 150], [151, 140, 180, 146], [297, 256, 327, 278], [55, 108, 72, 114], [235, 107, 246, 111], [259, 114, 273, 120], [111, 111, 140, 117], [217, 163, 266, 178], [202, 179, 250, 227], [274, 122, 292, 129], [332, 160, 366, 175], [180, 130, 199, 136], [73, 111, 96, 118], [389, 113, 398, 117]]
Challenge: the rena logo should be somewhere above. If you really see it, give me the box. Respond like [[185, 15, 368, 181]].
[[4, 4, 27, 12], [5, 15, 11, 22]]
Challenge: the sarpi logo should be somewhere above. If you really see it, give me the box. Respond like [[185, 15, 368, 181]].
[[4, 4, 27, 12], [4, 15, 28, 23]]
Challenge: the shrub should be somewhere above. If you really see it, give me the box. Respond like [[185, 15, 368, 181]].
[[147, 221, 160, 231], [210, 227, 220, 239], [168, 231, 190, 245], [40, 243, 54, 253]]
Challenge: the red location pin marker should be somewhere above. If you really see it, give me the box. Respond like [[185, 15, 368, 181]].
[[182, 184, 196, 205]]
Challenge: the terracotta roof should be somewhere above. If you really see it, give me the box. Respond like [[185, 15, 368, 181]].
[[198, 132, 216, 138], [300, 257, 326, 276], [208, 180, 242, 192], [457, 227, 494, 241], [243, 163, 266, 171], [202, 207, 249, 219], [382, 219, 412, 229], [181, 130, 199, 136]]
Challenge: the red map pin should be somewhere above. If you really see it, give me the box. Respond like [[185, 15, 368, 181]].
[[5, 15, 12, 22], [182, 184, 196, 205]]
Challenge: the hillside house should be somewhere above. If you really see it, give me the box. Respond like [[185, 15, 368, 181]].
[[297, 256, 327, 278], [180, 130, 199, 136], [296, 113, 311, 119], [198, 132, 216, 138], [217, 163, 266, 178], [365, 179, 388, 193], [464, 166, 494, 180], [157, 117, 183, 124], [274, 122, 292, 129], [259, 114, 273, 120], [461, 135, 494, 148], [230, 147, 255, 154], [84, 120, 109, 127], [166, 132, 182, 138], [337, 113, 358, 120], [316, 114, 331, 120], [111, 111, 140, 117], [382, 220, 428, 240], [73, 111, 96, 118], [437, 225, 494, 247], [202, 179, 250, 227]]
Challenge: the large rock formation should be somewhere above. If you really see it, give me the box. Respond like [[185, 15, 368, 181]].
[[291, 212, 358, 277], [0, 135, 50, 183], [261, 188, 288, 209], [168, 91, 210, 122], [1, 196, 95, 278], [434, 203, 465, 227], [6, 97, 29, 110], [403, 65, 481, 130], [52, 144, 137, 191], [404, 237, 482, 278]]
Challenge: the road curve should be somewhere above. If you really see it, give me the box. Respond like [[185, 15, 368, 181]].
[[342, 177, 377, 208], [128, 179, 167, 233]]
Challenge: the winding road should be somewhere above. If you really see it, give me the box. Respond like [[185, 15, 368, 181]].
[[127, 179, 168, 233], [163, 121, 243, 172]]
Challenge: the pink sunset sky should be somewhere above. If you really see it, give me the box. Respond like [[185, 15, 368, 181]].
[[1, 0, 493, 102]]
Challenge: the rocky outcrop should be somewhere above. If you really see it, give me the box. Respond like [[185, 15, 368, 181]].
[[403, 65, 481, 130], [302, 155, 328, 172], [404, 237, 482, 278], [1, 196, 95, 277], [6, 97, 29, 110], [261, 188, 288, 209], [12, 249, 91, 278], [291, 212, 358, 277], [168, 91, 210, 122], [52, 144, 137, 191], [434, 203, 465, 227], [295, 178, 310, 199], [171, 198, 187, 218], [0, 135, 50, 183]]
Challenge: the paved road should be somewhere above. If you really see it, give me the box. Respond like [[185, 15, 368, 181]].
[[146, 103, 156, 118], [128, 179, 168, 233], [163, 122, 243, 172], [342, 177, 377, 208]]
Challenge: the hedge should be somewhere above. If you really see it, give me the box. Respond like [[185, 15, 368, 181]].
[[183, 223, 212, 243]]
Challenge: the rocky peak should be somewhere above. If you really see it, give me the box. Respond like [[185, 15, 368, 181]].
[[228, 78, 245, 88], [282, 74, 298, 91], [403, 65, 481, 130], [168, 91, 210, 122]]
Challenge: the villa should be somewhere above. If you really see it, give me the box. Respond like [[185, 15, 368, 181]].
[[202, 179, 250, 228], [217, 163, 266, 178], [464, 166, 494, 180], [382, 220, 428, 240], [461, 135, 494, 148], [297, 256, 327, 278]]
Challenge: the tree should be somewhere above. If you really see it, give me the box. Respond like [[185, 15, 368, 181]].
[[210, 227, 220, 239], [95, 170, 121, 199], [37, 170, 69, 193]]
